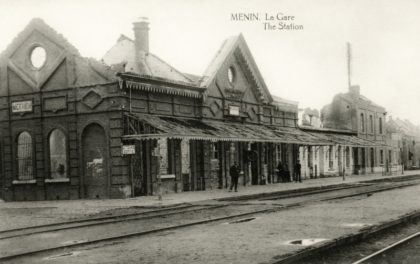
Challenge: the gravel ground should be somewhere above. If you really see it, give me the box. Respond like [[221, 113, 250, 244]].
[[2, 171, 419, 232], [6, 183, 420, 264], [297, 216, 420, 263]]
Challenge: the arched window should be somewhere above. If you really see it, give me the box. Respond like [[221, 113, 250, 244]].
[[17, 131, 33, 180], [49, 129, 67, 178], [360, 113, 365, 132]]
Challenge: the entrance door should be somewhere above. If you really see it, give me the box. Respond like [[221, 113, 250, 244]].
[[82, 123, 108, 199]]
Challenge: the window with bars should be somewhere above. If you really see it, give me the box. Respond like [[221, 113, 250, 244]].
[[17, 131, 34, 180], [49, 129, 67, 178]]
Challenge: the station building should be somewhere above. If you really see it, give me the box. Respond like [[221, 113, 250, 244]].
[[0, 18, 334, 201]]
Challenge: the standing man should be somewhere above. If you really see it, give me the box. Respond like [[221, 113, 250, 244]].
[[229, 162, 240, 192], [294, 161, 302, 183]]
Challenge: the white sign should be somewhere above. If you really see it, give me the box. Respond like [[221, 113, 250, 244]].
[[159, 174, 176, 179], [122, 145, 135, 155], [229, 105, 240, 116], [12, 100, 32, 113]]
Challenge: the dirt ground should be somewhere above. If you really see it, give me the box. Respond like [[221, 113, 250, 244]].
[[6, 183, 420, 264]]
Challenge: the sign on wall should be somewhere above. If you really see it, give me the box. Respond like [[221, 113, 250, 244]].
[[122, 145, 136, 155], [229, 105, 240, 116], [12, 100, 33, 113]]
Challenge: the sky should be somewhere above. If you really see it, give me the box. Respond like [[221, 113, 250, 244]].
[[0, 0, 419, 126]]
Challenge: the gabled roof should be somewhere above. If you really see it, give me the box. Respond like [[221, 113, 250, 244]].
[[338, 92, 385, 112], [0, 18, 80, 62], [200, 34, 273, 103], [102, 35, 196, 85], [0, 18, 117, 88]]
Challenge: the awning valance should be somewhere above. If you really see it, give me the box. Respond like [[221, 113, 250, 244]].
[[122, 114, 333, 145]]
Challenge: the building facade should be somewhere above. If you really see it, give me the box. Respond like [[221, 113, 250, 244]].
[[0, 18, 331, 201], [303, 84, 402, 177]]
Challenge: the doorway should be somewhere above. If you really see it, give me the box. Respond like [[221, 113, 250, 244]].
[[82, 123, 108, 199]]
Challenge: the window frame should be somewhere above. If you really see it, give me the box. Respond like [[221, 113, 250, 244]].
[[48, 128, 68, 179], [16, 131, 35, 181]]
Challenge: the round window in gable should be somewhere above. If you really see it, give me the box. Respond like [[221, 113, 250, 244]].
[[30, 46, 47, 69], [228, 67, 235, 84]]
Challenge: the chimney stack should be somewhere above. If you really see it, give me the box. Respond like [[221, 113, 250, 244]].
[[133, 17, 149, 53], [132, 17, 150, 74], [349, 85, 360, 97]]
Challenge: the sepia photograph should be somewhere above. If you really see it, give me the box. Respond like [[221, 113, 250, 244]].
[[0, 0, 420, 263]]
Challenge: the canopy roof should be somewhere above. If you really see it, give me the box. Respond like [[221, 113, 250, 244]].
[[123, 113, 333, 145], [304, 130, 389, 147]]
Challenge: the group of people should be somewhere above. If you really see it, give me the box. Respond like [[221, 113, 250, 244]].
[[277, 161, 302, 183], [228, 160, 303, 193]]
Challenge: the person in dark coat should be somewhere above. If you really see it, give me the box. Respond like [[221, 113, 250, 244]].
[[294, 161, 302, 183], [229, 162, 240, 192], [277, 162, 284, 183]]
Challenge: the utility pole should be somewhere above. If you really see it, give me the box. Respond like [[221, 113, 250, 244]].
[[346, 42, 352, 89]]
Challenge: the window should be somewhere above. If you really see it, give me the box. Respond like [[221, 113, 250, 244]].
[[227, 67, 235, 84], [360, 113, 365, 132], [329, 146, 333, 169], [17, 131, 34, 180], [369, 115, 373, 133], [30, 46, 47, 69], [49, 129, 67, 178], [379, 117, 383, 134], [388, 150, 392, 164], [380, 150, 384, 164]]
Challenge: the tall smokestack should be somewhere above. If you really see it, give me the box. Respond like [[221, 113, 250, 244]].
[[132, 17, 150, 74]]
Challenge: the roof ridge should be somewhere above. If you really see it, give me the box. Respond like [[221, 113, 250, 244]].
[[147, 53, 195, 83]]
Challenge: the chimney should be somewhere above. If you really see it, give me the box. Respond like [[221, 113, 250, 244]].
[[133, 17, 149, 53], [349, 85, 360, 97], [132, 17, 150, 74]]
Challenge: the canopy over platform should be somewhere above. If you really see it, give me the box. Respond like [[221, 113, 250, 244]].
[[304, 130, 390, 148], [123, 113, 334, 145]]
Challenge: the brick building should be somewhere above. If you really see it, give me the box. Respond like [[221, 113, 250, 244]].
[[309, 84, 400, 176], [0, 18, 330, 201]]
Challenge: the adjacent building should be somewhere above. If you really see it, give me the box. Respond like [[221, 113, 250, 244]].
[[387, 117, 420, 170], [297, 84, 402, 179]]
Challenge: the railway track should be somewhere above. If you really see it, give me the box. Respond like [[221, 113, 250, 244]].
[[352, 231, 420, 264], [0, 203, 224, 240], [1, 177, 420, 262]]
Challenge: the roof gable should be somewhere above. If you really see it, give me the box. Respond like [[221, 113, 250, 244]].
[[0, 18, 116, 95], [200, 34, 273, 103]]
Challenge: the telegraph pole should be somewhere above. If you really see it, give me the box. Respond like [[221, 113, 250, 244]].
[[346, 42, 352, 89]]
